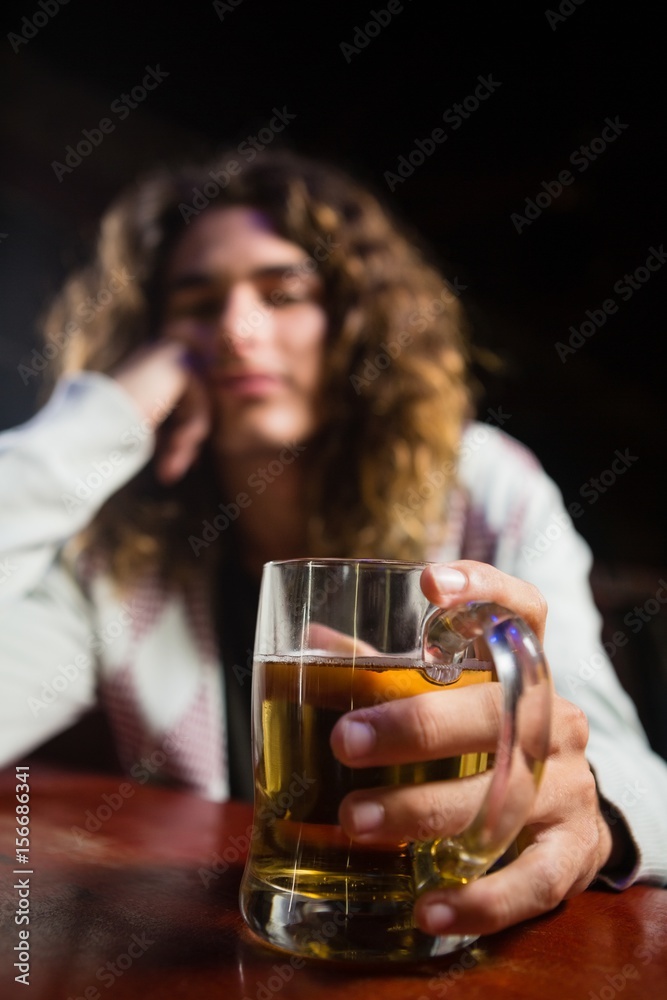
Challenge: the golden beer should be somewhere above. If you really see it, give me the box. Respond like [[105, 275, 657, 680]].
[[240, 655, 493, 960]]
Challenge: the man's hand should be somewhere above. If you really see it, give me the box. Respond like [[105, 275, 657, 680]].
[[330, 560, 622, 937], [112, 340, 211, 484]]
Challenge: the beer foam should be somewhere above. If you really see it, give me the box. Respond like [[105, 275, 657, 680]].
[[256, 652, 418, 669], [255, 653, 491, 672]]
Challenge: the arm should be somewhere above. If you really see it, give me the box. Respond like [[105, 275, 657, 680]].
[[0, 372, 154, 603], [0, 372, 155, 764], [505, 461, 667, 887], [0, 342, 212, 767], [456, 424, 666, 886], [329, 432, 666, 940]]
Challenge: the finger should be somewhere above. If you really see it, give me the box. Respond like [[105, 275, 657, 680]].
[[330, 682, 503, 767], [157, 416, 210, 483], [338, 771, 492, 844], [112, 340, 190, 423], [306, 624, 379, 657], [156, 379, 211, 484], [414, 831, 583, 937], [421, 561, 548, 642]]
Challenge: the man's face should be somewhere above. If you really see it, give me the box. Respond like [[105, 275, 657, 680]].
[[162, 206, 328, 458]]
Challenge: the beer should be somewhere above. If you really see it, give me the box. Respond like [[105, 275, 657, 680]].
[[240, 559, 551, 960], [240, 655, 493, 960]]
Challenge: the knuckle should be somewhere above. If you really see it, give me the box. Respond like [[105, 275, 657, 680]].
[[552, 698, 589, 753], [408, 697, 444, 756], [535, 873, 566, 911], [480, 683, 503, 738], [417, 788, 454, 837], [528, 584, 548, 624], [563, 835, 599, 897], [579, 765, 599, 804], [566, 871, 596, 899], [565, 701, 590, 752], [530, 856, 571, 911], [480, 883, 517, 932]]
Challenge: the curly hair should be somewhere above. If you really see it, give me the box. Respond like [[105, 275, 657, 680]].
[[43, 150, 473, 587]]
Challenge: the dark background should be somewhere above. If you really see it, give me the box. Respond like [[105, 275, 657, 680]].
[[1, 3, 665, 748]]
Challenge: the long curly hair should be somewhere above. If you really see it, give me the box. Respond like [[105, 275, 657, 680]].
[[43, 149, 473, 588]]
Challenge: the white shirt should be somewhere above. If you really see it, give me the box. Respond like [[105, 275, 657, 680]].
[[1, 373, 665, 887]]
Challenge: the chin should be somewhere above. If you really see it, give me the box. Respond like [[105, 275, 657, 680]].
[[215, 423, 310, 457]]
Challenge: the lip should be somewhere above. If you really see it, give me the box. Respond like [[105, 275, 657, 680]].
[[209, 371, 284, 396]]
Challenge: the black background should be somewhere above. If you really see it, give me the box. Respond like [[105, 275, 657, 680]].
[[1, 0, 665, 575]]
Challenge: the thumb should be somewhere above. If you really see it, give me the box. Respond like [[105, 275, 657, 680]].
[[421, 560, 548, 643]]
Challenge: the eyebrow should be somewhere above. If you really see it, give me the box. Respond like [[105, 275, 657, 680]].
[[166, 264, 318, 293]]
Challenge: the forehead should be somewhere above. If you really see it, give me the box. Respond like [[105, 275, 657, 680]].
[[167, 206, 308, 279]]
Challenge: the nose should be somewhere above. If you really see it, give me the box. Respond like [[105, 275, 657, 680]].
[[216, 283, 273, 355]]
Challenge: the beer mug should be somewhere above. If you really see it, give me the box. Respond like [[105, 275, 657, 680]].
[[239, 559, 551, 961]]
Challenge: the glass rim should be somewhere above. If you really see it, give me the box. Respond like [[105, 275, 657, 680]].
[[265, 557, 429, 571]]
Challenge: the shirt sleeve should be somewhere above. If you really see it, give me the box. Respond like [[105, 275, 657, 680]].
[[0, 372, 155, 764], [459, 425, 667, 887]]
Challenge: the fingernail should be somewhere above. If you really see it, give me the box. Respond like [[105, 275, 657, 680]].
[[432, 566, 467, 593], [349, 800, 384, 834], [422, 902, 457, 933], [340, 720, 376, 758]]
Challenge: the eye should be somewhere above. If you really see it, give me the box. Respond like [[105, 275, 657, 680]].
[[168, 298, 222, 320], [190, 300, 222, 318], [268, 290, 312, 307], [256, 276, 322, 308]]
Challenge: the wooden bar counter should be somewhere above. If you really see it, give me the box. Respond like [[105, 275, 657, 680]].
[[1, 766, 665, 999]]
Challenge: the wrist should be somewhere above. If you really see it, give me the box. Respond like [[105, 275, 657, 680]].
[[597, 793, 638, 880], [112, 342, 188, 426]]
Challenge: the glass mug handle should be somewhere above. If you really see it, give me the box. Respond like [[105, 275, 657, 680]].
[[413, 601, 552, 892]]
